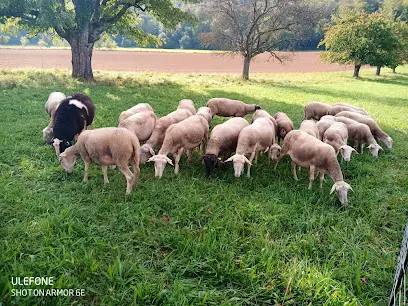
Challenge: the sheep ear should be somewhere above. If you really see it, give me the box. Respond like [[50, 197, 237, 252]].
[[147, 156, 156, 163], [379, 145, 383, 151], [218, 157, 222, 161], [149, 147, 155, 156], [165, 157, 174, 166], [352, 147, 358, 154], [224, 156, 235, 163], [244, 156, 252, 166], [264, 148, 269, 154], [330, 184, 336, 194]]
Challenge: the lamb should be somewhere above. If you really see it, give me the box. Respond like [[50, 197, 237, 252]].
[[196, 107, 213, 127], [332, 103, 368, 115], [327, 105, 368, 116], [224, 117, 278, 178], [316, 116, 336, 140], [335, 111, 392, 148], [323, 122, 357, 161], [299, 120, 320, 139], [118, 110, 157, 142], [274, 112, 294, 143], [58, 127, 140, 195], [147, 115, 209, 178], [203, 117, 249, 177], [206, 98, 261, 117], [140, 108, 193, 163], [335, 116, 383, 157], [118, 103, 153, 123], [274, 130, 353, 207], [303, 102, 331, 120], [178, 99, 196, 114], [52, 93, 95, 156], [43, 92, 66, 143]]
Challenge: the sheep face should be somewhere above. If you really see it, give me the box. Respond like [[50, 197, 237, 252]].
[[147, 154, 174, 178], [43, 127, 53, 143], [203, 154, 218, 177], [225, 154, 252, 178], [59, 153, 77, 173], [368, 144, 383, 157], [339, 145, 357, 162], [280, 128, 288, 139], [270, 144, 282, 161], [140, 144, 155, 164], [382, 136, 393, 149], [330, 181, 353, 207]]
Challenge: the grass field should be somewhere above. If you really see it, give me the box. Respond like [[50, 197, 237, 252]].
[[0, 67, 408, 305]]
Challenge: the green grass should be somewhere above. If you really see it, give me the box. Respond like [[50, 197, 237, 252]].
[[0, 67, 407, 305]]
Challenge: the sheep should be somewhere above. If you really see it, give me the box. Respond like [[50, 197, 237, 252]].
[[203, 117, 249, 177], [140, 108, 193, 163], [332, 103, 368, 115], [52, 93, 95, 156], [316, 116, 336, 140], [42, 92, 66, 143], [327, 105, 368, 116], [251, 109, 278, 130], [196, 107, 213, 127], [274, 112, 294, 143], [335, 111, 392, 149], [178, 99, 196, 114], [274, 130, 353, 207], [118, 110, 157, 143], [303, 102, 331, 120], [118, 103, 153, 123], [224, 117, 278, 178], [299, 120, 320, 139], [335, 116, 383, 157], [323, 122, 357, 161], [58, 127, 140, 195], [147, 115, 209, 178], [206, 98, 261, 117]]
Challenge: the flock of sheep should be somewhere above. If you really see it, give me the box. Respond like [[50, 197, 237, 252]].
[[42, 93, 393, 207]]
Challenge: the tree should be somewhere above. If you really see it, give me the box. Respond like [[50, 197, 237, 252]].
[[20, 35, 28, 46], [319, 10, 400, 77], [0, 0, 195, 80], [200, 0, 335, 80], [0, 35, 10, 44]]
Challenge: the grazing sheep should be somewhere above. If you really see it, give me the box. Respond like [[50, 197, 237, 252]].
[[178, 99, 196, 114], [333, 103, 368, 115], [335, 116, 383, 157], [316, 116, 336, 140], [196, 107, 213, 127], [323, 122, 357, 161], [140, 109, 193, 163], [327, 105, 368, 116], [224, 117, 277, 178], [203, 117, 249, 177], [52, 93, 95, 156], [206, 98, 261, 117], [118, 110, 157, 142], [274, 130, 353, 207], [43, 92, 66, 143], [303, 102, 331, 120], [299, 120, 320, 139], [58, 128, 140, 195], [147, 115, 209, 178], [118, 103, 153, 123], [335, 111, 392, 149], [251, 109, 278, 132], [274, 112, 294, 143]]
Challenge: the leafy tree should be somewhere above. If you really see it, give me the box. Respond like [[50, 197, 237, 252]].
[[20, 35, 28, 46], [0, 35, 10, 44], [200, 0, 335, 80], [0, 0, 195, 80]]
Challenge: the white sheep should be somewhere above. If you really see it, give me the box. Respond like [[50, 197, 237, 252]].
[[303, 102, 331, 120], [335, 111, 392, 149], [118, 110, 157, 142], [323, 122, 357, 161], [274, 112, 294, 143], [140, 109, 193, 163], [316, 116, 336, 140], [58, 127, 140, 195], [118, 103, 153, 123], [299, 120, 320, 139], [147, 115, 209, 178], [332, 103, 368, 115], [274, 130, 353, 207], [203, 117, 249, 177], [224, 117, 278, 178], [327, 105, 368, 116], [178, 99, 196, 114], [335, 116, 383, 157], [43, 92, 66, 143], [251, 109, 278, 132], [196, 107, 213, 127], [206, 98, 261, 117]]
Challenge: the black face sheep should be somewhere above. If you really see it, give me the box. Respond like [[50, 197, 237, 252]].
[[203, 117, 249, 177], [52, 93, 95, 156], [43, 92, 66, 143], [206, 98, 261, 117], [58, 128, 140, 195]]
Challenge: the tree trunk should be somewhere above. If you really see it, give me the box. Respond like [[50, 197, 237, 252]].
[[353, 65, 361, 78], [392, 66, 396, 73], [69, 27, 94, 80], [376, 66, 381, 76], [242, 55, 251, 80]]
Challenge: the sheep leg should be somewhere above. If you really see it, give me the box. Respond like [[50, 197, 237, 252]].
[[118, 165, 134, 195], [248, 151, 256, 178], [268, 148, 272, 166], [308, 165, 316, 190], [101, 165, 109, 184], [291, 161, 299, 181], [83, 159, 91, 182], [360, 143, 365, 154], [131, 162, 140, 188], [186, 149, 193, 162], [254, 150, 259, 165], [174, 148, 184, 175], [319, 172, 325, 188], [354, 140, 359, 150]]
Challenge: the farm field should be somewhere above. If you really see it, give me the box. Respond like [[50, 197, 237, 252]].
[[0, 67, 408, 305], [0, 48, 355, 74]]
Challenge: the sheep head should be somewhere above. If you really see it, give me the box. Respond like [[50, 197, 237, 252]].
[[224, 154, 251, 178], [330, 181, 353, 207], [382, 136, 393, 149], [147, 154, 174, 178], [269, 144, 282, 161], [367, 144, 383, 157], [58, 151, 77, 173], [140, 144, 155, 164], [339, 145, 357, 162], [203, 154, 219, 177]]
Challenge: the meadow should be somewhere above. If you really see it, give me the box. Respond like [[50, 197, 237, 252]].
[[0, 67, 407, 305]]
